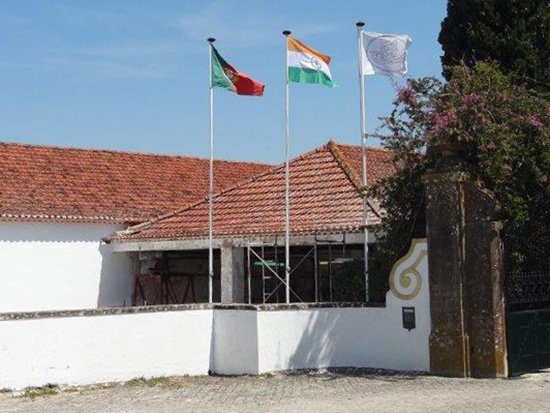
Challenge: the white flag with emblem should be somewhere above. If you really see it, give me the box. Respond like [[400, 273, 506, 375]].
[[361, 32, 411, 76]]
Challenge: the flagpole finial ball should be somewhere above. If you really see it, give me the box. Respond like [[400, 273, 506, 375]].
[[207, 37, 216, 43], [356, 22, 365, 28], [282, 30, 291, 36]]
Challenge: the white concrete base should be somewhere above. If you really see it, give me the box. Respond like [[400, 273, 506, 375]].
[[213, 309, 258, 375], [0, 310, 213, 390]]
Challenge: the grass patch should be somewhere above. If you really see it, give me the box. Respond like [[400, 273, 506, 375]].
[[21, 386, 58, 400], [126, 376, 171, 387], [62, 388, 81, 393], [261, 372, 274, 379]]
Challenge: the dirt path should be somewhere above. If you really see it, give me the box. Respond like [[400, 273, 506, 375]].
[[1, 370, 549, 413]]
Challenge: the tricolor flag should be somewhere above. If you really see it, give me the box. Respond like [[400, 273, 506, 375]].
[[286, 36, 336, 88], [211, 46, 265, 96]]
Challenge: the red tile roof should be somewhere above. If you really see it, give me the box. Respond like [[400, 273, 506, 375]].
[[0, 142, 270, 223], [113, 141, 395, 242], [334, 142, 397, 188]]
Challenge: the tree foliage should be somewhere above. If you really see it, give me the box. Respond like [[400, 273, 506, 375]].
[[438, 0, 550, 91], [371, 63, 550, 269]]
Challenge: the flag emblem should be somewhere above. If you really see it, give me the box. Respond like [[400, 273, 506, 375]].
[[310, 56, 322, 70], [361, 32, 412, 76]]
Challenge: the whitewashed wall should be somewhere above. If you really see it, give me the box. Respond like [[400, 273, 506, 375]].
[[212, 309, 258, 374], [0, 239, 430, 390], [256, 306, 428, 373], [229, 239, 430, 374], [0, 310, 213, 390], [0, 222, 133, 312]]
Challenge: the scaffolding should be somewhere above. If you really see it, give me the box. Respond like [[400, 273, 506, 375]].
[[246, 232, 358, 304], [130, 231, 367, 306], [247, 237, 304, 304]]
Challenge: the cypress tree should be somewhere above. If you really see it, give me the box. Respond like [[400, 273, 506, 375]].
[[438, 0, 549, 91]]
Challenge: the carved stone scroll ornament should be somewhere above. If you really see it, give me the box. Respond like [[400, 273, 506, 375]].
[[389, 240, 427, 300]]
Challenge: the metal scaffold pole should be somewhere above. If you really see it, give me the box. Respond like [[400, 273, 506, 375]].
[[314, 233, 319, 302], [247, 243, 252, 304]]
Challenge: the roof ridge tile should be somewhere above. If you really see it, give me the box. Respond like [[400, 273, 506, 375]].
[[0, 141, 271, 167]]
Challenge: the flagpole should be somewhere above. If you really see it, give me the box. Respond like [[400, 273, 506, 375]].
[[207, 37, 216, 304], [283, 30, 291, 304], [356, 22, 369, 302]]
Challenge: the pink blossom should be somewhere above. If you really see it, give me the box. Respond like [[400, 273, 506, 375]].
[[397, 85, 417, 106], [497, 92, 509, 103], [462, 93, 481, 107], [433, 109, 456, 134], [528, 116, 543, 129]]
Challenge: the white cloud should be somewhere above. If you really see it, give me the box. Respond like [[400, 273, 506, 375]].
[[174, 1, 336, 48], [49, 2, 129, 29], [4, 1, 336, 79], [43, 57, 171, 79], [76, 42, 180, 58]]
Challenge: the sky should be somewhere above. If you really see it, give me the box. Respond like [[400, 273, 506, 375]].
[[0, 0, 447, 164]]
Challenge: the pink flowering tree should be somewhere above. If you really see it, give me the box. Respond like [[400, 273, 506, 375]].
[[371, 62, 550, 271]]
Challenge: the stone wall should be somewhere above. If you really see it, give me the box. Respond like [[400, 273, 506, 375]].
[[424, 170, 507, 378]]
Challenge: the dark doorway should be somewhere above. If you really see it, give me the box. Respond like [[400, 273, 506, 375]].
[[133, 249, 220, 305]]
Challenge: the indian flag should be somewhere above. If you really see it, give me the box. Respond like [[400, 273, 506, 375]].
[[287, 36, 336, 88]]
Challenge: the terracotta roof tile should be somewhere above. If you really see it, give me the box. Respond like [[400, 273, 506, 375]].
[[0, 142, 270, 223], [113, 140, 395, 241], [331, 142, 396, 189]]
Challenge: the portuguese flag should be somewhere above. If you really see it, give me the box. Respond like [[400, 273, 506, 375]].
[[211, 46, 265, 96]]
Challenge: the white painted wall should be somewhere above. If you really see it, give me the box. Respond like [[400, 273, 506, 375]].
[[0, 240, 430, 390], [216, 239, 431, 375], [0, 222, 133, 312], [0, 310, 213, 390], [212, 309, 258, 375], [256, 305, 429, 373]]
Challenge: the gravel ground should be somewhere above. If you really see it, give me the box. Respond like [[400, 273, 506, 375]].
[[0, 369, 549, 413]]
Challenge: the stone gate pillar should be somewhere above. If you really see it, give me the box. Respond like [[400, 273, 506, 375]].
[[424, 163, 507, 377]]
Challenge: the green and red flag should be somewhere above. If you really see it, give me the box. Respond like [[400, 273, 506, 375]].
[[210, 46, 265, 96]]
